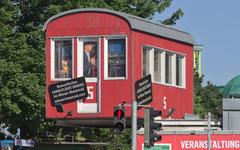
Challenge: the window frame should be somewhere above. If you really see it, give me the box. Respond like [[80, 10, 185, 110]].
[[154, 48, 163, 83], [142, 45, 186, 88], [104, 36, 128, 80], [165, 51, 173, 85], [142, 46, 152, 77], [51, 38, 74, 81], [77, 37, 100, 83], [176, 54, 184, 86]]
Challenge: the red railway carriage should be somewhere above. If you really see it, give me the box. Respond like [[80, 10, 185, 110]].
[[43, 8, 195, 127]]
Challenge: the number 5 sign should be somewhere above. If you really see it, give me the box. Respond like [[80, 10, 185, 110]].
[[77, 83, 99, 113]]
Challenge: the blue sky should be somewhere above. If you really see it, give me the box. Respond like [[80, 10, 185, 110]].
[[154, 0, 240, 86]]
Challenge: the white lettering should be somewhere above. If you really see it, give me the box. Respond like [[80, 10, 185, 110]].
[[236, 141, 240, 148], [138, 80, 148, 87], [69, 87, 85, 94], [57, 80, 77, 88], [212, 140, 217, 148], [72, 83, 84, 89], [185, 141, 190, 148], [180, 141, 187, 149], [87, 86, 94, 99], [138, 96, 152, 105], [198, 141, 207, 148], [55, 94, 79, 103], [229, 140, 235, 148], [163, 96, 167, 110], [189, 141, 194, 148], [137, 86, 146, 93], [58, 91, 69, 97], [180, 140, 240, 149], [221, 140, 225, 148], [217, 140, 222, 148]]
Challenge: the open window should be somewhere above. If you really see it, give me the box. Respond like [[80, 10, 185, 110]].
[[51, 39, 73, 80]]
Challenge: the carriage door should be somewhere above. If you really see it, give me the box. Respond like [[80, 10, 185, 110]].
[[77, 37, 100, 113]]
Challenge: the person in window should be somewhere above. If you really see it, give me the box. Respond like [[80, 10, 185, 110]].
[[90, 50, 97, 77], [84, 43, 95, 77], [61, 57, 70, 78]]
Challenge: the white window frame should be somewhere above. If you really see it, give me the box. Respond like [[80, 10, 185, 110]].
[[165, 51, 173, 85], [104, 36, 128, 80], [142, 46, 151, 77], [176, 55, 186, 88], [50, 38, 74, 81], [77, 37, 100, 82], [142, 45, 186, 88], [153, 48, 162, 83]]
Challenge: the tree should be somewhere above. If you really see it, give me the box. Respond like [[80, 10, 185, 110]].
[[0, 0, 46, 138], [201, 82, 223, 118], [92, 128, 131, 150], [194, 71, 223, 118], [0, 31, 46, 138], [194, 71, 205, 117]]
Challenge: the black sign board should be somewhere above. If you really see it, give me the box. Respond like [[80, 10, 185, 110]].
[[135, 74, 152, 105], [48, 77, 88, 105]]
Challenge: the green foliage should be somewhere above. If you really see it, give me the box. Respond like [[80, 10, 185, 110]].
[[0, 1, 46, 138], [0, 30, 46, 138], [194, 71, 223, 118], [14, 0, 182, 31], [91, 128, 131, 150], [194, 71, 204, 117], [0, 0, 16, 25], [161, 9, 184, 25], [201, 82, 223, 118]]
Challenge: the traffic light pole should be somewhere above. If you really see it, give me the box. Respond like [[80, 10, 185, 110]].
[[131, 101, 137, 150], [119, 102, 151, 150], [144, 108, 162, 147]]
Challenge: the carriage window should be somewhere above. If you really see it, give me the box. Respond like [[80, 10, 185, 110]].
[[154, 49, 162, 82], [165, 52, 172, 84], [54, 40, 72, 79], [176, 55, 183, 86], [142, 46, 151, 77], [107, 39, 126, 78], [83, 42, 97, 78], [142, 45, 185, 88], [77, 38, 99, 82]]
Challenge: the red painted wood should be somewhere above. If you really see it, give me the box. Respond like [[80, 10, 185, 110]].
[[45, 11, 193, 120], [132, 31, 194, 119]]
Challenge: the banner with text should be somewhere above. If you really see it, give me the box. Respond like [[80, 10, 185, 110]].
[[138, 134, 240, 150]]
